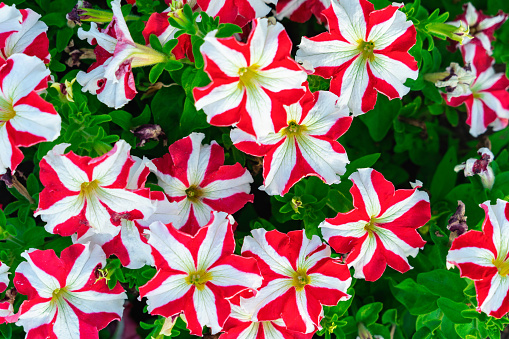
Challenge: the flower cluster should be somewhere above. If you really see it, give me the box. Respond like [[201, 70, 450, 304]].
[[3, 0, 509, 337]]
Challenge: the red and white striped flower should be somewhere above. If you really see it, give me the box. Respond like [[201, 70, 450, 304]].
[[276, 0, 329, 23], [0, 6, 50, 63], [34, 140, 156, 238], [0, 261, 14, 324], [447, 199, 509, 318], [14, 244, 127, 338], [0, 54, 60, 175], [142, 5, 192, 61], [296, 0, 418, 115], [232, 90, 351, 196], [319, 168, 430, 281], [448, 3, 508, 55], [445, 44, 509, 137], [220, 296, 314, 339], [0, 3, 22, 50], [148, 132, 253, 235], [139, 212, 262, 335], [0, 261, 8, 293], [77, 0, 167, 108], [193, 18, 307, 139], [73, 156, 179, 269], [197, 0, 276, 26], [241, 229, 352, 334]]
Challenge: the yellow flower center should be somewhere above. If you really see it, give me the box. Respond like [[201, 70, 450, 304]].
[[185, 270, 212, 290], [364, 217, 377, 235], [0, 104, 15, 127], [238, 65, 260, 90], [357, 40, 375, 62], [80, 180, 100, 198], [50, 287, 68, 305], [284, 121, 307, 138], [185, 185, 203, 203], [291, 268, 310, 291], [493, 257, 509, 277]]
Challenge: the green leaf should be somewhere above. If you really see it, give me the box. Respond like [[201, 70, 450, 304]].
[[180, 97, 209, 134], [163, 39, 179, 54], [149, 34, 163, 52], [416, 269, 467, 302], [165, 60, 183, 71], [149, 63, 166, 83], [109, 110, 132, 131], [345, 153, 381, 177], [445, 106, 459, 127], [359, 94, 402, 141], [216, 23, 242, 38], [430, 145, 457, 202], [437, 298, 470, 324], [56, 27, 73, 52], [390, 278, 439, 315], [355, 302, 383, 326], [132, 105, 152, 126], [382, 309, 397, 324]]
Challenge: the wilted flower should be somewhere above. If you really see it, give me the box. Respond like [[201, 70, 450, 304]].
[[454, 147, 495, 190], [427, 62, 476, 100], [131, 124, 167, 147]]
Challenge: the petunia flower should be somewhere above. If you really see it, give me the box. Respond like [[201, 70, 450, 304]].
[[148, 132, 253, 235], [319, 168, 430, 281], [193, 18, 307, 139], [0, 261, 8, 293], [0, 5, 50, 63], [77, 0, 168, 108], [448, 2, 508, 55], [444, 44, 509, 137], [276, 0, 329, 23], [197, 0, 276, 26], [139, 212, 263, 335], [220, 296, 314, 339], [0, 261, 14, 324], [0, 3, 22, 50], [34, 140, 155, 238], [232, 89, 351, 196], [0, 54, 60, 175], [295, 0, 418, 115], [142, 1, 193, 61], [73, 156, 179, 269], [431, 62, 476, 100], [14, 243, 127, 338], [454, 147, 495, 190], [447, 199, 509, 318], [241, 228, 352, 334]]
